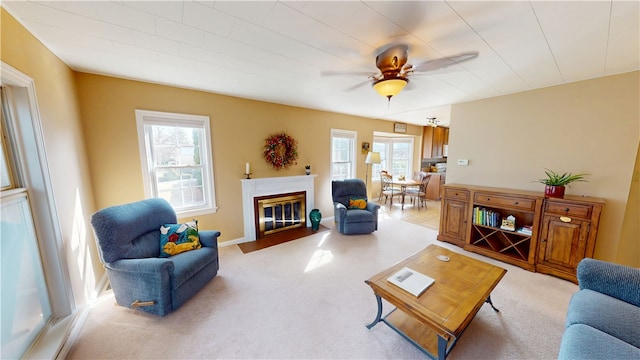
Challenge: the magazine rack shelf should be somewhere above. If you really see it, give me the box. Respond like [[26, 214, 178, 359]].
[[438, 184, 604, 282]]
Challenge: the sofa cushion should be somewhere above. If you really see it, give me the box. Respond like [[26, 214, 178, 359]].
[[566, 289, 640, 348], [577, 258, 640, 307], [559, 323, 640, 360]]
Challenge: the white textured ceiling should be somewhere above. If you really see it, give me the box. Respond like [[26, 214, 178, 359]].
[[3, 1, 639, 126]]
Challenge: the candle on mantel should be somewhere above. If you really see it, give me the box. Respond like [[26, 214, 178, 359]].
[[246, 162, 250, 174]]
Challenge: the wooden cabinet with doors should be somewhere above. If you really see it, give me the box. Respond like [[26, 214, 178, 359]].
[[536, 196, 605, 282], [438, 186, 470, 247], [437, 184, 604, 283]]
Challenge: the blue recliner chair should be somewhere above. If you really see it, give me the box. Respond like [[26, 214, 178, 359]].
[[91, 198, 220, 316], [331, 179, 380, 235]]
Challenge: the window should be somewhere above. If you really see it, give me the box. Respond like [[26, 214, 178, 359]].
[[1, 100, 17, 190], [1, 85, 53, 359], [136, 110, 217, 217], [372, 136, 414, 180], [331, 129, 357, 180]]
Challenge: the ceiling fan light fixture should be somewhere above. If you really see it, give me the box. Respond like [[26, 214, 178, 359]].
[[372, 78, 408, 99]]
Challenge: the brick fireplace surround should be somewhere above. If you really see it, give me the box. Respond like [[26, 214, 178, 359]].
[[241, 175, 317, 242]]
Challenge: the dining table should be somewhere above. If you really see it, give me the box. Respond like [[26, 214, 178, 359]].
[[393, 178, 419, 210]]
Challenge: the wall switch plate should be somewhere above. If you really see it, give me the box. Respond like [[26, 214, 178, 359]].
[[457, 159, 469, 166]]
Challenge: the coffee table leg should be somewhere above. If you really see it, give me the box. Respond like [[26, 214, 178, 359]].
[[485, 295, 500, 312], [366, 294, 383, 329], [438, 335, 448, 360]]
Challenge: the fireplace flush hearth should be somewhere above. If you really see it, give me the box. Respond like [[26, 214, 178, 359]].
[[241, 175, 316, 242], [255, 191, 306, 239]]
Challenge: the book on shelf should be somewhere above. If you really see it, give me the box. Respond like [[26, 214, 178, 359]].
[[473, 207, 501, 227], [517, 225, 533, 235], [387, 267, 435, 297]]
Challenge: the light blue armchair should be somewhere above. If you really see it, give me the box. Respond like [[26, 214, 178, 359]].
[[91, 198, 220, 316], [331, 179, 380, 235]]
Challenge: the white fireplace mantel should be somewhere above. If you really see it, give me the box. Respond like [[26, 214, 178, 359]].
[[241, 175, 316, 242]]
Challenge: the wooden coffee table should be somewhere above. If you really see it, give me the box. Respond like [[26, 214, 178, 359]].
[[365, 244, 507, 359]]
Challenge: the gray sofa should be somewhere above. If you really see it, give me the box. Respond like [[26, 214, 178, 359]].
[[558, 258, 640, 359]]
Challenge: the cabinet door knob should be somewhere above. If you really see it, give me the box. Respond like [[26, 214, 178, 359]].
[[514, 201, 519, 205], [564, 208, 570, 212], [541, 239, 546, 243]]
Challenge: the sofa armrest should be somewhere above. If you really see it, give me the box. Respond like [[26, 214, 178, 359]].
[[199, 230, 221, 248], [577, 258, 640, 307]]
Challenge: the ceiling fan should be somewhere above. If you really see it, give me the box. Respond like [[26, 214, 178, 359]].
[[323, 43, 478, 101]]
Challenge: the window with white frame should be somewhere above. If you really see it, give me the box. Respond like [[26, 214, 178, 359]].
[[372, 136, 414, 180], [135, 110, 217, 217], [330, 129, 357, 180]]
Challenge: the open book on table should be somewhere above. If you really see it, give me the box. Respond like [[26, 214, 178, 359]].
[[387, 267, 435, 297]]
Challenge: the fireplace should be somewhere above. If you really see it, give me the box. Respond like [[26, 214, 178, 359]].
[[254, 191, 306, 239], [241, 175, 316, 242]]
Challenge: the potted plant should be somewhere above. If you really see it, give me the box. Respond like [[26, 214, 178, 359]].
[[305, 165, 311, 175], [536, 169, 589, 198]]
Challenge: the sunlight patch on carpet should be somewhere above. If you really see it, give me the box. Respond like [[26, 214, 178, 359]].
[[304, 249, 333, 272], [316, 232, 331, 247]]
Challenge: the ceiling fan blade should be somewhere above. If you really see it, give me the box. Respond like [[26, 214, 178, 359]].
[[412, 51, 479, 72], [344, 80, 371, 92], [321, 70, 377, 77]]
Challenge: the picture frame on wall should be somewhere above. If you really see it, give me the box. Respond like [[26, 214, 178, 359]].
[[394, 122, 407, 133], [361, 142, 370, 154]]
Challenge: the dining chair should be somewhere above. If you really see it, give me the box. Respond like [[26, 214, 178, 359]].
[[380, 172, 403, 206], [407, 173, 431, 209]]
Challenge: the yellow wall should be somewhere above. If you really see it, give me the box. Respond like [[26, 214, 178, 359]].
[[74, 73, 422, 242], [447, 72, 640, 265], [617, 145, 640, 266], [1, 9, 103, 304]]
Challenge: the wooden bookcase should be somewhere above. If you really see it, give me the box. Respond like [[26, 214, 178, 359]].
[[437, 184, 604, 282]]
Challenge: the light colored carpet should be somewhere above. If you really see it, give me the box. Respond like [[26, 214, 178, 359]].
[[66, 217, 577, 359]]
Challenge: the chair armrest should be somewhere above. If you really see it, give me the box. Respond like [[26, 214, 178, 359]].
[[199, 230, 221, 248], [366, 202, 380, 213], [106, 257, 174, 275], [334, 202, 347, 223], [334, 202, 347, 215], [105, 258, 174, 314], [577, 258, 640, 307]]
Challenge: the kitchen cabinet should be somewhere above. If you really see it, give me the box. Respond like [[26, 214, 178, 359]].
[[422, 126, 449, 159], [425, 173, 445, 200]]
